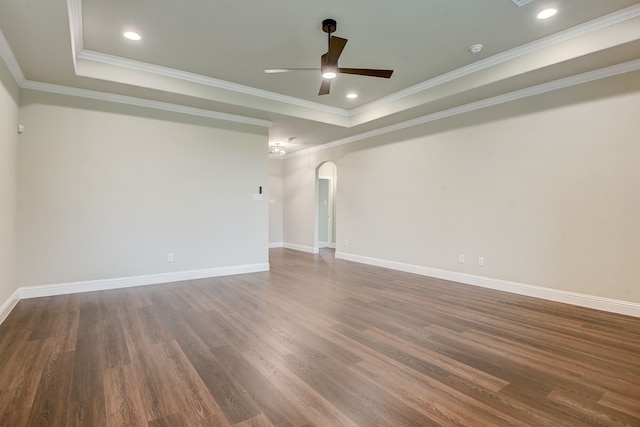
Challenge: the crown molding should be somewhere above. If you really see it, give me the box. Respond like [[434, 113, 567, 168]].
[[76, 51, 349, 118], [4, 1, 637, 137], [0, 27, 25, 84], [350, 4, 640, 117], [64, 3, 640, 130], [20, 80, 272, 128], [66, 0, 82, 66], [66, 2, 640, 123], [67, 0, 347, 118], [288, 59, 640, 158]]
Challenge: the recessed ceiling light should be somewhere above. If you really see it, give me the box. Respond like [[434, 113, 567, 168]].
[[123, 31, 141, 41], [537, 8, 557, 20], [346, 93, 358, 99]]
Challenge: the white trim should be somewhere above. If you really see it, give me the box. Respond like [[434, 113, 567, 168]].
[[350, 4, 640, 116], [20, 80, 272, 128], [282, 243, 319, 254], [76, 49, 348, 118], [66, 0, 345, 119], [0, 36, 272, 130], [3, 2, 634, 140], [335, 252, 640, 318], [511, 0, 535, 6], [19, 263, 269, 299], [0, 289, 21, 325], [0, 27, 25, 84], [268, 242, 284, 248], [66, 0, 82, 67], [64, 1, 640, 125], [65, 0, 347, 118], [288, 59, 640, 158]]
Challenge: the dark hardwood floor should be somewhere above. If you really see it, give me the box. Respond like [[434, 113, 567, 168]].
[[1, 248, 639, 426]]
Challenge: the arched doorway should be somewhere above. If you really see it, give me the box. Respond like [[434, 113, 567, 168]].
[[316, 162, 337, 251]]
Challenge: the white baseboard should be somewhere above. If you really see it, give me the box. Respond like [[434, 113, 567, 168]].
[[18, 263, 270, 300], [335, 251, 640, 318], [318, 242, 336, 249], [0, 288, 20, 325], [268, 242, 284, 248], [282, 243, 319, 254], [0, 263, 270, 325]]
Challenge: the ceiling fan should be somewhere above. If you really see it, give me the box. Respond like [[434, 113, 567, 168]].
[[264, 19, 394, 95]]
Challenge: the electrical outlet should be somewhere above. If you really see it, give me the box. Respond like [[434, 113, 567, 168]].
[[478, 257, 485, 266], [344, 240, 349, 246], [458, 254, 465, 263], [167, 253, 174, 262]]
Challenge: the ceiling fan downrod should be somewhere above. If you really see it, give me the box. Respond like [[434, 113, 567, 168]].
[[322, 18, 337, 47]]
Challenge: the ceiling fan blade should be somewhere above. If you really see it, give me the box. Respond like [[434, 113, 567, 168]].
[[326, 36, 347, 65], [338, 68, 394, 78], [318, 79, 331, 95], [264, 68, 320, 73]]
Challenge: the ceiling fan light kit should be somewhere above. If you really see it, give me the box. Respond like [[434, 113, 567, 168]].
[[265, 18, 394, 95], [322, 69, 337, 79]]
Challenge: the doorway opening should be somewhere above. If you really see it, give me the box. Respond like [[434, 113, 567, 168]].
[[316, 162, 337, 251]]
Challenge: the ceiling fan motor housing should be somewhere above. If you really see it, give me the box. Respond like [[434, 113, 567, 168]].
[[322, 19, 337, 34]]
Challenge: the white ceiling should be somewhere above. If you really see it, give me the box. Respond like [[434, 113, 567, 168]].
[[1, 0, 639, 155]]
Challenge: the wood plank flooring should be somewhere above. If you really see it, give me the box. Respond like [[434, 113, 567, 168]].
[[1, 248, 639, 426]]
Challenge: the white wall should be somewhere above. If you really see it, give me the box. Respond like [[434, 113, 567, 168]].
[[283, 72, 640, 304], [0, 53, 19, 306], [268, 158, 283, 245], [283, 154, 322, 252], [18, 90, 269, 287]]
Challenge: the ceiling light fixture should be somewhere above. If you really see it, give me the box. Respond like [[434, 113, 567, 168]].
[[346, 93, 358, 99], [123, 31, 141, 41], [269, 137, 296, 156], [322, 69, 337, 79], [269, 141, 288, 156], [537, 8, 557, 20]]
